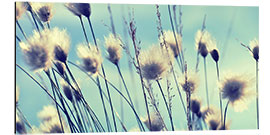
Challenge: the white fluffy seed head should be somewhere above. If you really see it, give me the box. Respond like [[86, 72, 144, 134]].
[[19, 30, 53, 72], [140, 45, 172, 80], [32, 3, 53, 22], [77, 44, 103, 75], [142, 112, 164, 131], [205, 112, 221, 130], [161, 30, 182, 58], [104, 33, 122, 65], [220, 73, 254, 112], [179, 71, 199, 93], [195, 30, 216, 58]]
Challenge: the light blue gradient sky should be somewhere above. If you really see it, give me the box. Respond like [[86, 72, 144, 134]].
[[16, 3, 258, 131]]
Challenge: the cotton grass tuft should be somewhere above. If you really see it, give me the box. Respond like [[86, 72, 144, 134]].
[[77, 44, 102, 75], [65, 3, 91, 17], [220, 73, 254, 112], [161, 30, 182, 58], [140, 45, 172, 80], [104, 33, 122, 65], [249, 38, 259, 61], [195, 30, 216, 58]]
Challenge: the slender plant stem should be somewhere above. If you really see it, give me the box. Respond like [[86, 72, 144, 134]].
[[79, 16, 89, 46], [45, 71, 65, 133], [168, 5, 184, 73], [67, 61, 145, 131], [203, 58, 210, 109], [96, 76, 112, 132], [16, 20, 28, 41], [47, 22, 51, 29], [16, 35, 22, 42], [256, 61, 259, 129], [87, 17, 117, 132], [29, 10, 40, 33], [223, 101, 229, 129], [16, 107, 32, 129], [156, 80, 175, 131], [116, 64, 134, 106], [216, 62, 223, 123], [77, 101, 89, 132], [52, 69, 75, 133]]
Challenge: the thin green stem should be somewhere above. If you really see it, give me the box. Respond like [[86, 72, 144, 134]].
[[29, 10, 40, 33], [16, 20, 28, 41], [168, 5, 184, 73], [256, 61, 259, 129], [45, 71, 65, 133], [203, 58, 210, 109], [87, 17, 117, 132], [79, 16, 90, 47], [156, 80, 174, 131], [223, 101, 229, 130], [116, 64, 134, 106], [216, 62, 223, 124], [67, 61, 145, 131]]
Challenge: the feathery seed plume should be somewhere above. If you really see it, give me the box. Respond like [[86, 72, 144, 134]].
[[77, 44, 102, 75], [65, 3, 91, 17], [195, 30, 216, 58], [140, 45, 172, 80], [249, 38, 259, 61], [104, 33, 122, 65], [161, 30, 182, 58]]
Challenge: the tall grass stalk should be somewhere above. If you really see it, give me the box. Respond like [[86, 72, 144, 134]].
[[156, 4, 186, 115], [68, 61, 145, 131], [64, 62, 110, 132], [28, 9, 41, 33], [256, 61, 259, 129], [44, 71, 65, 133], [168, 5, 184, 73], [116, 64, 134, 106], [16, 20, 28, 41], [128, 19, 152, 131], [87, 17, 118, 132], [78, 16, 90, 46], [223, 101, 229, 129], [215, 62, 223, 123], [203, 58, 210, 108], [156, 80, 175, 131]]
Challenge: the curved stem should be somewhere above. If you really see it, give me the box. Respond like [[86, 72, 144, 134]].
[[67, 61, 145, 131], [16, 20, 28, 41], [79, 16, 89, 47], [116, 64, 134, 106], [156, 80, 174, 131], [203, 58, 210, 108], [87, 17, 117, 132], [29, 10, 40, 33], [216, 62, 223, 123], [223, 101, 229, 129]]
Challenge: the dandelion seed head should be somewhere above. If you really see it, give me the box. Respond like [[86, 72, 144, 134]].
[[142, 113, 164, 131], [205, 113, 221, 130], [161, 30, 182, 57], [190, 97, 202, 115], [38, 105, 58, 122], [220, 73, 254, 112], [179, 71, 199, 93], [65, 3, 91, 17], [104, 33, 122, 65], [19, 30, 53, 72], [16, 2, 27, 20], [34, 3, 53, 22], [77, 44, 103, 75], [16, 113, 27, 134], [195, 30, 216, 58], [249, 38, 259, 61], [140, 45, 172, 80]]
